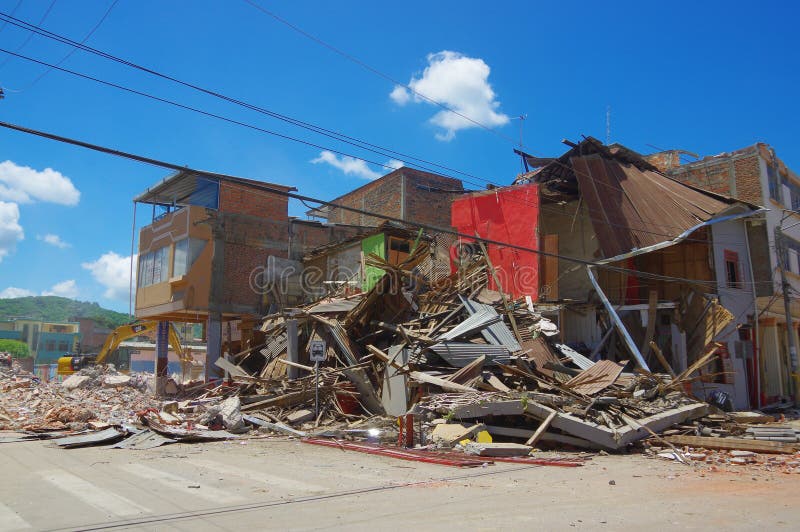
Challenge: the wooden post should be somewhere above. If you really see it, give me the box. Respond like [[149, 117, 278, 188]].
[[476, 239, 523, 345], [526, 410, 556, 446]]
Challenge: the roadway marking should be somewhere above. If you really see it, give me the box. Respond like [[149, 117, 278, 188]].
[[38, 470, 150, 517], [0, 502, 31, 530], [191, 459, 329, 493], [120, 463, 244, 504]]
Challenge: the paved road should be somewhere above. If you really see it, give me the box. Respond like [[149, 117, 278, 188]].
[[0, 435, 797, 531]]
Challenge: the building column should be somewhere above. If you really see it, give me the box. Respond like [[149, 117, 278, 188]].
[[205, 312, 222, 382], [286, 318, 299, 380], [155, 321, 169, 395]]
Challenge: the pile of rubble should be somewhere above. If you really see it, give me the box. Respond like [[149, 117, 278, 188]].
[[3, 245, 798, 469], [0, 362, 158, 432]]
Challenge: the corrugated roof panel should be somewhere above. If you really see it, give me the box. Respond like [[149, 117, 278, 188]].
[[571, 155, 735, 259], [460, 297, 522, 352]]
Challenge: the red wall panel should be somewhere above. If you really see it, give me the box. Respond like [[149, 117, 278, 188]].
[[451, 184, 540, 299]]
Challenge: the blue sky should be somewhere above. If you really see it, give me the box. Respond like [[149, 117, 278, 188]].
[[0, 0, 798, 312]]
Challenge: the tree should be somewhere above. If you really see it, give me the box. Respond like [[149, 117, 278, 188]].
[[0, 339, 31, 359]]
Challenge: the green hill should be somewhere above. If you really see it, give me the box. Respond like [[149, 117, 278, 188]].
[[0, 296, 130, 329]]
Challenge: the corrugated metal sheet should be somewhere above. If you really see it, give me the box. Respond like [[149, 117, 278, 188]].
[[553, 343, 595, 370], [564, 359, 626, 395], [571, 154, 736, 259], [437, 309, 501, 341], [428, 342, 512, 367], [461, 297, 522, 352]]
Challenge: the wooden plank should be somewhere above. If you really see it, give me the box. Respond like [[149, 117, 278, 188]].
[[662, 435, 799, 454], [214, 357, 251, 378], [526, 410, 556, 446], [649, 341, 676, 377], [409, 371, 477, 393], [446, 355, 485, 384], [563, 359, 626, 396], [486, 374, 511, 393]]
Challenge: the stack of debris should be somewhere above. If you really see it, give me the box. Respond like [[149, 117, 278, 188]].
[[213, 246, 736, 457], [4, 245, 796, 470], [0, 362, 159, 433]]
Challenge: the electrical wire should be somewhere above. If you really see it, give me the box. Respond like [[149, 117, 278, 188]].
[[0, 117, 775, 289], [21, 0, 118, 90], [0, 0, 56, 70], [0, 45, 755, 249], [0, 10, 759, 249], [242, 0, 523, 148], [0, 0, 23, 33]]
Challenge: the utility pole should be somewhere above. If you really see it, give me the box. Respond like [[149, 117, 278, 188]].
[[776, 224, 799, 401]]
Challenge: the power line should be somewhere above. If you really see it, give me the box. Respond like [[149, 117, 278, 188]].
[[22, 0, 118, 90], [0, 0, 23, 33], [0, 117, 772, 289], [0, 9, 500, 187], [0, 10, 736, 242], [242, 0, 522, 147], [0, 46, 752, 249], [0, 0, 57, 70]]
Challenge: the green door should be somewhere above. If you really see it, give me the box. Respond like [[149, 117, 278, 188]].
[[361, 233, 386, 291]]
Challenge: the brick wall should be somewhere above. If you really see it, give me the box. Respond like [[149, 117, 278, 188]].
[[404, 170, 465, 229], [215, 181, 293, 315], [325, 168, 463, 228], [644, 151, 684, 173], [218, 181, 290, 221], [665, 145, 764, 205]]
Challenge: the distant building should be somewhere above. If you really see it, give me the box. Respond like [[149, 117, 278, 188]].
[[0, 318, 79, 364], [73, 317, 113, 353]]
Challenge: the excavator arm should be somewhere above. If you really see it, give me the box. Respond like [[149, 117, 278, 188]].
[[58, 321, 195, 375]]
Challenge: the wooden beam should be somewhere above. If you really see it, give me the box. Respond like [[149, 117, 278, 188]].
[[526, 410, 556, 446], [661, 435, 799, 454], [649, 341, 676, 377]]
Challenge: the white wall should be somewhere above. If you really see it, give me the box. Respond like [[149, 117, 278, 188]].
[[708, 218, 756, 410]]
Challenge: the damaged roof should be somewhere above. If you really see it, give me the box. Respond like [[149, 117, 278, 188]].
[[135, 169, 296, 206], [516, 138, 761, 260]]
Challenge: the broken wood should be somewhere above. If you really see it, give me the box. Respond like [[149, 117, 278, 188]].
[[525, 410, 556, 446], [661, 435, 799, 454]]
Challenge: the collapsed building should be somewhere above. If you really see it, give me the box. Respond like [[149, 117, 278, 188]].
[[454, 138, 764, 410]]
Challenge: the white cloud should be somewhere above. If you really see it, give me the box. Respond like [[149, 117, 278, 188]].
[[37, 233, 70, 249], [311, 151, 404, 180], [0, 201, 24, 262], [0, 286, 35, 298], [389, 85, 411, 105], [82, 251, 136, 301], [0, 160, 80, 206], [390, 51, 509, 141], [42, 279, 78, 298]]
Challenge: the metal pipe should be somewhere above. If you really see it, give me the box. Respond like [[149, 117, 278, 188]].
[[586, 266, 650, 371]]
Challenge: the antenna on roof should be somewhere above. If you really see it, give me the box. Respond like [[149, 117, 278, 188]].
[[510, 114, 527, 172], [606, 105, 611, 145]]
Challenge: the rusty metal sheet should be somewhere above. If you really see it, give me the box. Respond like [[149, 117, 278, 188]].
[[563, 359, 626, 395], [52, 428, 126, 448], [571, 154, 734, 259]]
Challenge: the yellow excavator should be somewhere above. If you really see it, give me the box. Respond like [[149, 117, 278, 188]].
[[57, 321, 194, 376]]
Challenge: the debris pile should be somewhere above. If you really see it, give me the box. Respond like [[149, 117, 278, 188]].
[[209, 247, 733, 457], [3, 247, 797, 471], [0, 362, 158, 432]]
